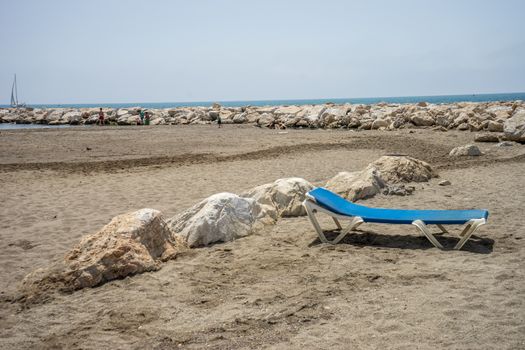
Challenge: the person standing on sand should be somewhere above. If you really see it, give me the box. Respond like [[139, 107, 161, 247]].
[[217, 115, 222, 128], [144, 111, 151, 125], [98, 108, 104, 126], [139, 109, 144, 125]]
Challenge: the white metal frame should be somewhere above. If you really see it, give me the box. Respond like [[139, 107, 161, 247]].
[[303, 196, 486, 250]]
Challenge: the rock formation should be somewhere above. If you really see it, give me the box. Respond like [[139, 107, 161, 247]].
[[20, 209, 181, 301], [325, 156, 436, 201], [449, 145, 482, 157], [503, 108, 525, 143], [241, 177, 314, 220], [167, 193, 266, 248]]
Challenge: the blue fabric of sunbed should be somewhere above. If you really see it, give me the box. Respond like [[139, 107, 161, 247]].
[[308, 187, 489, 225]]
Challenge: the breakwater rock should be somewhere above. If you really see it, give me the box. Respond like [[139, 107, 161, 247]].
[[1, 101, 524, 139]]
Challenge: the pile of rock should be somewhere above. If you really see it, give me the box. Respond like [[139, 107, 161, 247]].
[[325, 155, 437, 201], [2, 101, 524, 141], [17, 157, 448, 300], [19, 178, 314, 300]]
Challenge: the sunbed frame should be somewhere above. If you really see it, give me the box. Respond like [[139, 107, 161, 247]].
[[303, 192, 487, 250]]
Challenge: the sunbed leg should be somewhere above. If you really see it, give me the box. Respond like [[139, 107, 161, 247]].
[[304, 200, 363, 244], [453, 219, 486, 250], [332, 217, 343, 230], [331, 216, 363, 244], [304, 202, 329, 243], [437, 224, 448, 234], [412, 220, 444, 249]]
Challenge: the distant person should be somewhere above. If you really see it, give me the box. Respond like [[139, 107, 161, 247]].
[[98, 108, 104, 126], [144, 111, 151, 125], [139, 109, 144, 125], [217, 115, 222, 128]]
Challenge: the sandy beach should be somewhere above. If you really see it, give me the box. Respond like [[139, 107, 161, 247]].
[[1, 125, 524, 349]]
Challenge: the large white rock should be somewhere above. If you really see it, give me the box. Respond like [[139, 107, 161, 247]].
[[20, 209, 179, 299], [367, 155, 436, 183], [325, 156, 436, 201], [257, 113, 275, 127], [116, 109, 130, 117], [411, 112, 435, 126], [503, 108, 525, 142], [371, 117, 391, 129], [241, 177, 314, 220], [274, 105, 302, 115], [325, 168, 386, 201], [487, 120, 504, 132], [323, 106, 349, 118], [167, 193, 265, 247], [297, 105, 327, 121], [62, 111, 82, 124], [449, 144, 482, 156]]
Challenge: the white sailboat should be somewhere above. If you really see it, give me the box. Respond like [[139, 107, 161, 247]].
[[10, 74, 26, 108]]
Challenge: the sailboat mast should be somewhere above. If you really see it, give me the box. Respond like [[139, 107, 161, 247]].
[[11, 76, 16, 107], [14, 74, 18, 105]]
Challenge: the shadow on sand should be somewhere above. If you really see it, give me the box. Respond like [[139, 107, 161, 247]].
[[309, 229, 494, 254]]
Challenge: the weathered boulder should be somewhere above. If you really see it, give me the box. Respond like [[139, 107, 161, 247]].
[[167, 193, 265, 247], [116, 109, 129, 117], [274, 106, 302, 115], [503, 108, 525, 143], [457, 123, 469, 130], [449, 144, 482, 156], [257, 113, 275, 127], [371, 118, 391, 130], [411, 112, 435, 126], [325, 168, 386, 201], [323, 106, 349, 118], [62, 111, 82, 124], [486, 120, 504, 132], [233, 113, 247, 124], [20, 209, 180, 300], [474, 133, 500, 142], [368, 155, 436, 183], [297, 105, 326, 122], [241, 177, 314, 220]]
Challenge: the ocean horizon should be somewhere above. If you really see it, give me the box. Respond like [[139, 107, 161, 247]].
[[1, 92, 524, 110]]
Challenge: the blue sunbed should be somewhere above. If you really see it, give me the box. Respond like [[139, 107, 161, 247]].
[[303, 187, 488, 250]]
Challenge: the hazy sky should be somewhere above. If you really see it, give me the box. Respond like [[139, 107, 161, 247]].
[[1, 0, 524, 104]]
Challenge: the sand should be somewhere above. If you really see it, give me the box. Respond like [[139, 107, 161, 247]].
[[1, 125, 524, 349]]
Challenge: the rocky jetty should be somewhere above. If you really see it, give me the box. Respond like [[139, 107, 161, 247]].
[[1, 101, 524, 141]]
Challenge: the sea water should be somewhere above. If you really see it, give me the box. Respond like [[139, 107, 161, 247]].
[[2, 92, 524, 110]]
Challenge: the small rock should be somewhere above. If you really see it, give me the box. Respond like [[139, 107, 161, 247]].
[[382, 185, 415, 196], [486, 120, 503, 132], [457, 123, 469, 130], [449, 144, 482, 157], [474, 134, 500, 143], [497, 141, 514, 147], [439, 180, 451, 186]]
